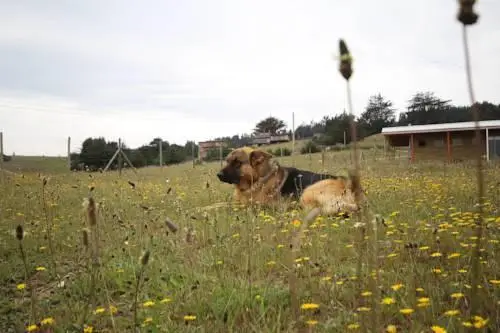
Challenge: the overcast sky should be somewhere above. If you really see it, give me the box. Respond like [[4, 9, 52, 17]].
[[1, 0, 499, 156]]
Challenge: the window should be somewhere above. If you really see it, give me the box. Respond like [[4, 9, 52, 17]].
[[433, 139, 445, 147], [452, 138, 463, 146]]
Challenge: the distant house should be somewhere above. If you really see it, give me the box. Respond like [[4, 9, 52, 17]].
[[381, 120, 500, 162], [251, 133, 290, 146], [198, 140, 226, 160]]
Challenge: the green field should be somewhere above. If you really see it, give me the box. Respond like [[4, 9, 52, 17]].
[[1, 150, 499, 332]]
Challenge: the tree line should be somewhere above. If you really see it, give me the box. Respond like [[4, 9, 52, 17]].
[[67, 91, 498, 171]]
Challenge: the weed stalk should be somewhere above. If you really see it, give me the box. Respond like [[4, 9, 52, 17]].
[[133, 250, 151, 331], [41, 177, 57, 276], [16, 225, 37, 324], [456, 0, 485, 317]]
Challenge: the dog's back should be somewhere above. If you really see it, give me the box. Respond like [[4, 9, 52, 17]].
[[280, 167, 346, 198]]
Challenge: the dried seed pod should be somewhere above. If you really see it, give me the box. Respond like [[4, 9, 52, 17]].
[[165, 218, 179, 233], [141, 250, 151, 266], [457, 0, 479, 26], [82, 229, 89, 248], [87, 196, 97, 226], [338, 39, 353, 80], [16, 225, 24, 241]]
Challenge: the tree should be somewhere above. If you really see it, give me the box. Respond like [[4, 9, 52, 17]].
[[358, 94, 396, 137], [398, 92, 452, 125], [254, 116, 287, 135]]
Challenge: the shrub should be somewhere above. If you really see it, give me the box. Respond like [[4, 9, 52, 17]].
[[300, 141, 321, 154]]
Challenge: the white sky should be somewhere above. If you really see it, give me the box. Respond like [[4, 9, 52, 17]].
[[0, 0, 499, 156]]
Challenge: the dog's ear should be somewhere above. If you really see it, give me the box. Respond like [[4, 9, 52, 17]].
[[249, 150, 273, 167]]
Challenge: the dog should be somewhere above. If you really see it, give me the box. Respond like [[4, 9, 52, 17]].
[[216, 146, 365, 216]]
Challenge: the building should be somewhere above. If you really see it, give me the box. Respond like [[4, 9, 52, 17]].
[[198, 140, 226, 160], [251, 133, 291, 146], [381, 120, 500, 162]]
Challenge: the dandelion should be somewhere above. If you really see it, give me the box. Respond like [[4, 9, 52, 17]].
[[381, 297, 395, 305], [94, 307, 106, 314], [305, 319, 318, 326], [450, 292, 464, 299], [361, 291, 372, 297], [160, 297, 172, 304], [430, 252, 442, 257], [83, 326, 93, 333], [391, 283, 404, 291], [143, 317, 153, 324], [431, 326, 446, 333], [16, 283, 26, 290], [301, 303, 320, 310], [291, 219, 301, 227], [26, 324, 38, 332], [321, 276, 332, 282], [447, 253, 461, 259], [489, 279, 500, 285], [347, 323, 360, 330], [386, 325, 397, 333], [472, 316, 488, 328], [35, 266, 46, 271], [444, 309, 460, 316], [356, 307, 371, 312], [184, 315, 196, 321], [143, 300, 155, 307], [399, 308, 414, 315], [40, 317, 55, 325], [109, 305, 118, 314]]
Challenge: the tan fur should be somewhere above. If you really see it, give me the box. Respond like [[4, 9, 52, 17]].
[[220, 147, 364, 215]]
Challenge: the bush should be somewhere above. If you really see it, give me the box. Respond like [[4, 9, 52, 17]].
[[300, 141, 321, 154], [273, 147, 292, 156]]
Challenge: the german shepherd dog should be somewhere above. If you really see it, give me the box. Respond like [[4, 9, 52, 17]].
[[216, 147, 365, 216]]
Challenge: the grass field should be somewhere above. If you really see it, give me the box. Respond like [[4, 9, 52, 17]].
[[1, 150, 499, 332]]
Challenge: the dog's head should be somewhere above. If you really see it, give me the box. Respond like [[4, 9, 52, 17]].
[[217, 147, 274, 189]]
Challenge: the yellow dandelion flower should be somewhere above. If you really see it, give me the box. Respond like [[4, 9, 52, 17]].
[[336, 280, 344, 285], [356, 307, 371, 312], [458, 269, 468, 273], [473, 316, 488, 328], [184, 315, 196, 321], [109, 305, 118, 314], [419, 246, 430, 251], [430, 252, 442, 257], [17, 283, 26, 290], [305, 319, 318, 326], [386, 324, 397, 333], [361, 291, 372, 297], [83, 326, 93, 333], [431, 325, 446, 333], [267, 260, 276, 266], [450, 293, 464, 299], [444, 309, 460, 316], [301, 303, 320, 310], [40, 317, 55, 325], [291, 219, 301, 227], [347, 323, 360, 329], [447, 253, 461, 259], [418, 297, 430, 303], [321, 276, 332, 282], [143, 300, 155, 307], [381, 297, 395, 305], [94, 307, 106, 314], [391, 283, 404, 291], [387, 253, 398, 258], [432, 268, 442, 274], [143, 317, 153, 324], [399, 308, 414, 315], [160, 297, 172, 304], [489, 279, 500, 285], [35, 266, 47, 271], [462, 321, 473, 327], [416, 287, 425, 292], [26, 324, 39, 332]]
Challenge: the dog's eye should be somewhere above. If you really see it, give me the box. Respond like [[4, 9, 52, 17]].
[[233, 160, 242, 168]]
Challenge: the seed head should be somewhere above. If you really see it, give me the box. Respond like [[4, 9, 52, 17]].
[[457, 0, 479, 25], [141, 250, 150, 266], [338, 39, 353, 80], [16, 225, 24, 241], [165, 218, 179, 233], [82, 229, 89, 248], [87, 196, 97, 226]]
